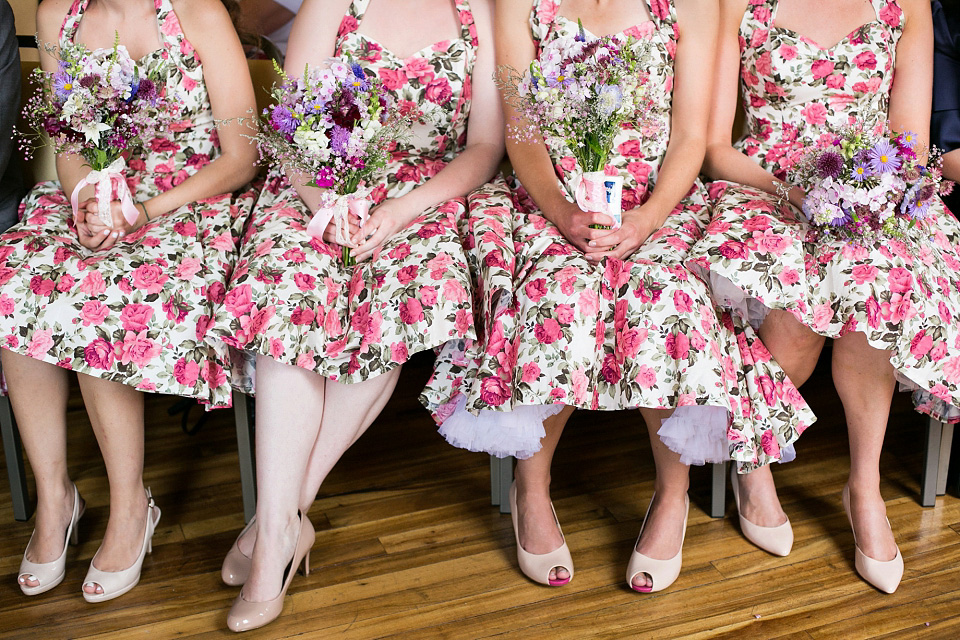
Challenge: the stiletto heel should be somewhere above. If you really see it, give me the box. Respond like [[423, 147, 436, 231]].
[[508, 482, 574, 586], [18, 484, 84, 596], [222, 516, 256, 586], [842, 485, 903, 594], [227, 511, 316, 632], [81, 488, 161, 603], [730, 466, 793, 556], [626, 493, 689, 593]]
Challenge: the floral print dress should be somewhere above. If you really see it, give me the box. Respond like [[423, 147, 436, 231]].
[[210, 0, 477, 389], [686, 0, 960, 422], [0, 0, 254, 408], [422, 0, 816, 470]]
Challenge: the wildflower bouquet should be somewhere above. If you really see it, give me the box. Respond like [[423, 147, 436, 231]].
[[498, 21, 661, 227], [22, 37, 175, 227], [258, 59, 413, 265], [788, 126, 954, 244]]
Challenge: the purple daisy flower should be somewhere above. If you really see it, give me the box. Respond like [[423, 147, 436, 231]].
[[851, 160, 871, 182], [867, 140, 902, 174], [53, 72, 76, 101], [270, 105, 297, 136]]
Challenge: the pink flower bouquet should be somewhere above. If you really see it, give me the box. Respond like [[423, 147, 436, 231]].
[[257, 58, 413, 266]]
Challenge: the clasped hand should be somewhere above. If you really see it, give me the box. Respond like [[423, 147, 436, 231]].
[[317, 199, 414, 263], [75, 198, 147, 251], [548, 201, 661, 262]]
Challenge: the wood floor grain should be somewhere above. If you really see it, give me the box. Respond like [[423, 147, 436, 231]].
[[1, 352, 959, 639]]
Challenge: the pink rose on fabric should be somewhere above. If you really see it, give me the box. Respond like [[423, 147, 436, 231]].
[[760, 430, 781, 457], [578, 289, 600, 318], [479, 376, 511, 407], [337, 14, 359, 36], [455, 308, 472, 336], [753, 229, 790, 255], [536, 0, 558, 24], [865, 296, 881, 328], [293, 273, 316, 292], [750, 28, 768, 48], [555, 304, 574, 325], [296, 351, 317, 369], [117, 331, 162, 367], [120, 304, 154, 332], [673, 290, 693, 313], [635, 365, 657, 389], [742, 215, 771, 232], [800, 103, 828, 126], [131, 264, 168, 294], [207, 281, 226, 304], [173, 220, 198, 237], [778, 44, 797, 60], [225, 284, 254, 317], [812, 303, 834, 331], [30, 276, 55, 297], [618, 140, 644, 158], [853, 51, 877, 71], [390, 342, 409, 363], [931, 342, 948, 361], [291, 307, 316, 326], [825, 74, 845, 90], [778, 268, 800, 285], [601, 354, 622, 384], [80, 300, 109, 326], [851, 264, 879, 284], [879, 1, 902, 27], [534, 318, 563, 344], [811, 59, 835, 79], [175, 258, 203, 280], [83, 337, 114, 369], [202, 361, 227, 389], [399, 298, 424, 324], [396, 164, 422, 183], [666, 332, 689, 360], [944, 356, 960, 384], [26, 328, 54, 359], [626, 161, 652, 185], [173, 359, 200, 387], [402, 57, 434, 81], [56, 274, 75, 293], [397, 265, 418, 284], [378, 68, 406, 91], [718, 240, 749, 260], [418, 286, 438, 307], [910, 331, 933, 358], [0, 294, 14, 316], [442, 279, 469, 303], [425, 77, 453, 105], [268, 338, 285, 361], [520, 362, 541, 383], [525, 278, 547, 303], [195, 314, 212, 341], [887, 267, 913, 294]]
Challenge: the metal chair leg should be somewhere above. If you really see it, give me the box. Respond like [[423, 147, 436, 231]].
[[0, 394, 31, 521], [921, 416, 944, 507], [233, 390, 257, 522], [937, 422, 954, 496], [710, 462, 727, 518], [490, 455, 514, 514]]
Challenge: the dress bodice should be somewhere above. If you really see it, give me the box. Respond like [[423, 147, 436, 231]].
[[736, 0, 903, 178]]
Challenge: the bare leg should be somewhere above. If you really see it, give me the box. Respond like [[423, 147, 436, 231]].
[[242, 355, 326, 602], [515, 405, 575, 583], [2, 350, 79, 589], [235, 367, 402, 559], [737, 310, 826, 526], [833, 331, 898, 561], [74, 374, 153, 595], [633, 408, 689, 591]]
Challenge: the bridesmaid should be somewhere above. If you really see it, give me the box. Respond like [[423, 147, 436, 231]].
[[424, 0, 815, 592], [10, 0, 257, 600], [690, 0, 960, 593], [210, 0, 502, 631]]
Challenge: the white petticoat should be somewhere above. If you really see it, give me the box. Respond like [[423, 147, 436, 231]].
[[438, 396, 565, 459]]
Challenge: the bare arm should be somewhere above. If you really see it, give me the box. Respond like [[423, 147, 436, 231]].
[[496, 0, 613, 255], [701, 0, 807, 208], [887, 0, 933, 148], [587, 0, 720, 259]]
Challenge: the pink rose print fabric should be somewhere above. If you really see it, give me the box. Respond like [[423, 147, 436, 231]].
[[211, 0, 478, 388], [0, 0, 254, 407], [422, 0, 816, 471], [686, 0, 960, 423]]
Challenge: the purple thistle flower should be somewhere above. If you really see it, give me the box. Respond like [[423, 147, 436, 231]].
[[815, 151, 845, 179], [137, 78, 156, 102], [867, 140, 902, 174]]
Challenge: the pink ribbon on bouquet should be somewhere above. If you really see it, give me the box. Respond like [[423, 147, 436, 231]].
[[70, 158, 140, 229], [306, 190, 371, 245]]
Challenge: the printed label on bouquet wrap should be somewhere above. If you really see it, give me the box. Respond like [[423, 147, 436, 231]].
[[575, 171, 623, 228], [306, 191, 370, 246], [69, 158, 140, 229]]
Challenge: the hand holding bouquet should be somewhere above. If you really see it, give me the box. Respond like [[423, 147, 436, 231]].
[[497, 20, 662, 228], [22, 37, 176, 228], [788, 126, 954, 245], [257, 58, 413, 266]]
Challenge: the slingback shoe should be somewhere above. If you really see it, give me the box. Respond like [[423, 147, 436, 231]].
[[227, 512, 316, 633], [18, 484, 85, 596], [841, 485, 903, 594], [626, 493, 689, 593], [730, 466, 793, 557], [508, 481, 574, 586], [82, 489, 161, 603], [222, 516, 256, 586]]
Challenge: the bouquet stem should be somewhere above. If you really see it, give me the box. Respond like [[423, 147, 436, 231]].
[[342, 245, 354, 267]]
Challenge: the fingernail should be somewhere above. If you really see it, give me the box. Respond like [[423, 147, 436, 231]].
[[589, 241, 596, 247]]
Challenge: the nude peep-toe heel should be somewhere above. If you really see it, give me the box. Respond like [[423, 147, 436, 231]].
[[626, 493, 689, 593], [222, 515, 256, 586], [509, 481, 574, 586], [841, 485, 903, 594], [730, 466, 793, 557], [82, 489, 161, 603], [18, 484, 85, 596], [227, 511, 316, 632]]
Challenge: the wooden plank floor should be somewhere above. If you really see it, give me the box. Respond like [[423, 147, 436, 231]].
[[1, 352, 959, 639]]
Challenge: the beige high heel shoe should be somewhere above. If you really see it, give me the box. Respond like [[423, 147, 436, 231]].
[[626, 493, 689, 593], [82, 489, 161, 603], [222, 516, 256, 586], [841, 485, 903, 594], [508, 482, 574, 586], [18, 484, 85, 596], [227, 511, 316, 633], [730, 466, 793, 557]]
